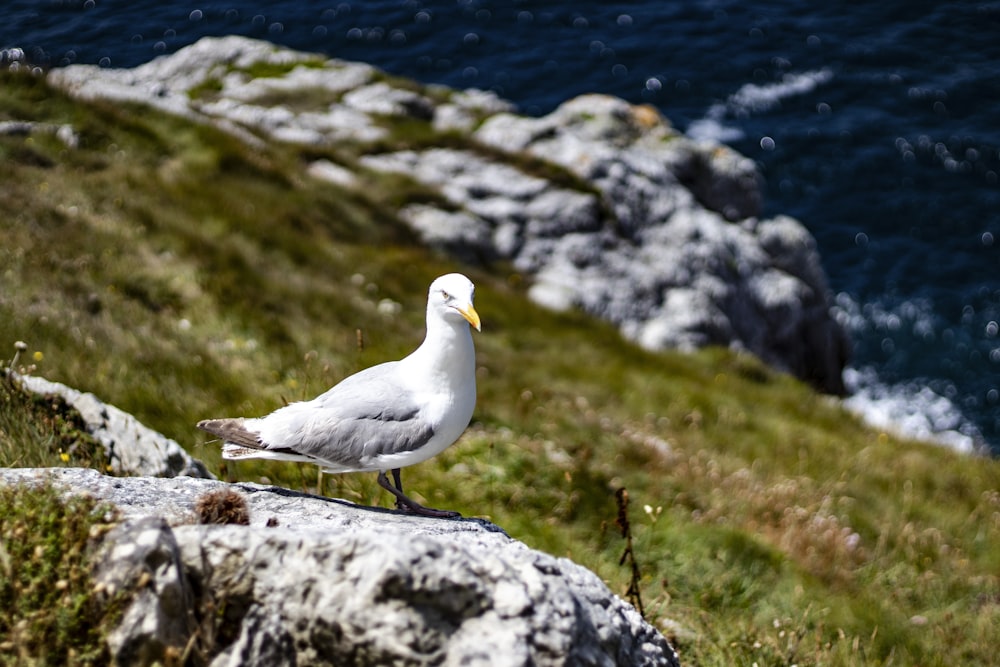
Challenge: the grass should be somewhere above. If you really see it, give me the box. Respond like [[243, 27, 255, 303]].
[[0, 360, 108, 471], [0, 66, 998, 665], [0, 480, 124, 665]]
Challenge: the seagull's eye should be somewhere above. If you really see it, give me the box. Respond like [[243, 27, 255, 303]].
[[441, 290, 451, 300]]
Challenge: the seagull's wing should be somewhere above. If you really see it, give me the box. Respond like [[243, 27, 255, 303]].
[[255, 362, 436, 470]]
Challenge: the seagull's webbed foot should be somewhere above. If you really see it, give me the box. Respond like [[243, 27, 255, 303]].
[[377, 469, 461, 519]]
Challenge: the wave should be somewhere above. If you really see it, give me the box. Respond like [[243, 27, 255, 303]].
[[686, 107, 745, 143], [728, 68, 834, 116], [842, 366, 982, 453], [687, 69, 834, 143], [833, 293, 985, 453]]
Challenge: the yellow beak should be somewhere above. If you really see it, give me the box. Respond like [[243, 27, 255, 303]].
[[457, 303, 481, 332]]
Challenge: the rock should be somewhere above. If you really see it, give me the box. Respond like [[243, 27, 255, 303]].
[[476, 95, 849, 392], [663, 141, 763, 221], [397, 205, 495, 261], [0, 120, 79, 148], [47, 35, 385, 146], [342, 81, 435, 119], [46, 35, 849, 393], [222, 60, 376, 102], [96, 517, 197, 664], [359, 148, 604, 267], [433, 88, 515, 132], [0, 468, 680, 667], [11, 373, 212, 478], [307, 159, 358, 188]]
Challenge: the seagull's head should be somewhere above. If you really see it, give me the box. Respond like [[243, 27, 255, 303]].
[[429, 273, 481, 332]]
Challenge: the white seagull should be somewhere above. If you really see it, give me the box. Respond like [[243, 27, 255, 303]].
[[198, 273, 481, 518]]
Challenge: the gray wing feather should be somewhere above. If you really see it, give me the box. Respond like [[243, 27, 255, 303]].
[[262, 362, 435, 467], [314, 362, 418, 420]]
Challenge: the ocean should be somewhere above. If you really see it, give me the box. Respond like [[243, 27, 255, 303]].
[[3, 1, 998, 453]]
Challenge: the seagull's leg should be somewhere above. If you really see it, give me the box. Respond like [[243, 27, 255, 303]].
[[376, 471, 461, 519], [389, 468, 407, 510]]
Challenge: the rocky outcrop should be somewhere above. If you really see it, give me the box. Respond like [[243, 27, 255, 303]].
[[46, 35, 848, 393], [12, 373, 211, 478], [0, 468, 679, 667], [474, 96, 847, 393]]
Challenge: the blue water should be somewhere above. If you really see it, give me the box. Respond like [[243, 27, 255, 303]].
[[4, 1, 999, 452]]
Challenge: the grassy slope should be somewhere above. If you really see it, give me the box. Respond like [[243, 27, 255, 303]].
[[1, 69, 998, 666]]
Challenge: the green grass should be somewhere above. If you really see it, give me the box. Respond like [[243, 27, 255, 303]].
[[234, 54, 329, 80], [0, 364, 108, 471], [1, 67, 998, 665]]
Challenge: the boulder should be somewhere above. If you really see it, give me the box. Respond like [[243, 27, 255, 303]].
[[475, 95, 849, 394], [0, 468, 680, 667], [12, 373, 211, 478]]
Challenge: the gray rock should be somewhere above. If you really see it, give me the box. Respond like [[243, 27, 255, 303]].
[[398, 204, 495, 259], [307, 159, 358, 188], [433, 88, 516, 132], [359, 148, 606, 269], [48, 36, 386, 146], [0, 468, 679, 667], [475, 94, 848, 392], [95, 517, 197, 664], [11, 373, 212, 478], [48, 35, 289, 118], [221, 60, 377, 102], [342, 81, 435, 119], [0, 120, 79, 148], [661, 141, 763, 221]]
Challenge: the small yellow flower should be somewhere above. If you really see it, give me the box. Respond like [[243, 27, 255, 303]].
[[32, 351, 43, 362], [59, 452, 70, 463]]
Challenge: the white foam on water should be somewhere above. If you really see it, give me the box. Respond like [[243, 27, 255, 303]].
[[687, 104, 745, 142], [688, 69, 834, 143], [727, 68, 834, 116], [842, 366, 981, 453], [833, 292, 985, 453]]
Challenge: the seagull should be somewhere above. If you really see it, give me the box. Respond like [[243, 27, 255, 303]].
[[197, 273, 481, 518]]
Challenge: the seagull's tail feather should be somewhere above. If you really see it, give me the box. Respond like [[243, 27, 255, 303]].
[[197, 418, 264, 455], [198, 418, 318, 464]]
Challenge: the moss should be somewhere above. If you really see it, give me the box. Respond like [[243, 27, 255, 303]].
[[235, 56, 327, 80], [187, 76, 223, 100], [0, 481, 125, 665]]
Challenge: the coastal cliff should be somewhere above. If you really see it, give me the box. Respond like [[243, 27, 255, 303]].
[[47, 35, 849, 393]]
